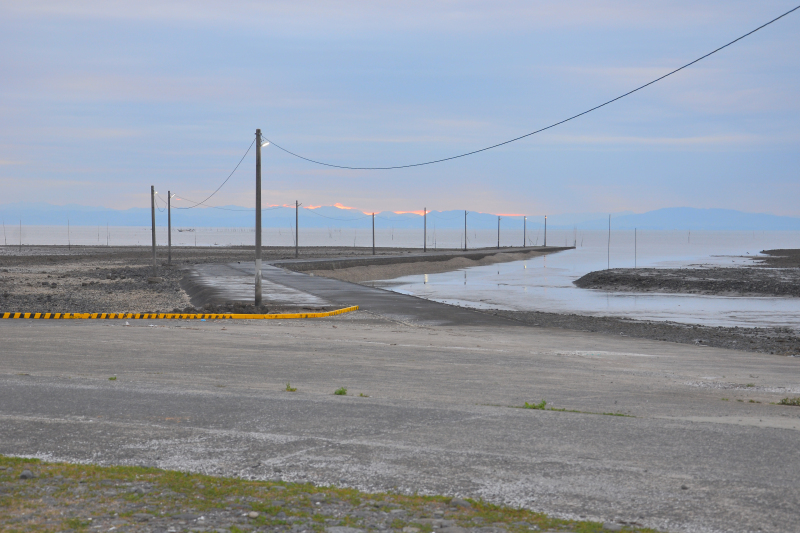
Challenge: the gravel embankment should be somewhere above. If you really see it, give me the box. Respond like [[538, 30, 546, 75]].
[[0, 456, 640, 533]]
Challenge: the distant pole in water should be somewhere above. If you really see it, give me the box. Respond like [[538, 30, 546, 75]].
[[295, 200, 299, 258], [423, 207, 427, 252], [167, 191, 172, 265], [607, 214, 611, 270], [150, 186, 157, 277], [372, 212, 375, 255], [523, 216, 526, 247], [464, 211, 468, 251], [544, 215, 547, 247], [635, 228, 637, 269], [497, 216, 501, 249]]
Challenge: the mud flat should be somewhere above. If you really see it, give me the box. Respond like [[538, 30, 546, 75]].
[[488, 309, 800, 356], [573, 249, 800, 297]]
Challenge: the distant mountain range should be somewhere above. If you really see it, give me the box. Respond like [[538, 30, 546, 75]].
[[1, 203, 799, 231]]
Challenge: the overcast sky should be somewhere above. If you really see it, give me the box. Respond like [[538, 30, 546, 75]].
[[1, 1, 799, 216]]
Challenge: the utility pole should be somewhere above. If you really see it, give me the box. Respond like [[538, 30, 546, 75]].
[[544, 215, 547, 247], [497, 216, 501, 249], [295, 200, 299, 258], [372, 213, 375, 255], [167, 191, 172, 265], [255, 129, 262, 307], [464, 211, 468, 251], [607, 214, 611, 270], [150, 185, 157, 277], [423, 207, 427, 252], [523, 216, 526, 247]]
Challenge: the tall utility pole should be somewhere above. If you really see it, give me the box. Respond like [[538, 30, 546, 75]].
[[295, 200, 299, 258], [372, 213, 375, 255], [523, 216, 527, 247], [150, 185, 157, 277], [423, 207, 427, 252], [255, 129, 262, 307], [497, 216, 501, 249], [464, 211, 468, 251], [544, 215, 547, 247], [167, 190, 172, 265], [607, 214, 611, 270]]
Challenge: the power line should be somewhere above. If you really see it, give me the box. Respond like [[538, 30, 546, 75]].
[[264, 5, 799, 170], [179, 136, 256, 208]]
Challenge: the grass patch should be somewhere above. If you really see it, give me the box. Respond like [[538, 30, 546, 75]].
[[0, 454, 659, 533], [285, 382, 297, 392], [721, 398, 728, 401], [334, 387, 347, 396], [359, 393, 369, 397], [108, 376, 117, 381], [778, 397, 800, 406], [523, 400, 547, 410]]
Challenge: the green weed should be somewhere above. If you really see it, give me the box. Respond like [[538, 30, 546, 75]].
[[778, 397, 800, 406], [285, 382, 297, 392], [108, 376, 117, 381], [523, 400, 546, 410], [334, 387, 347, 396]]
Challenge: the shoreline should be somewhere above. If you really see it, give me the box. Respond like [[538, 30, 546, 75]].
[[574, 249, 800, 298]]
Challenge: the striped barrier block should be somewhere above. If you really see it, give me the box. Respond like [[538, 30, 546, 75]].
[[0, 306, 359, 320]]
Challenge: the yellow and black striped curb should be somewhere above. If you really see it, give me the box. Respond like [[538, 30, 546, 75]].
[[0, 305, 359, 320]]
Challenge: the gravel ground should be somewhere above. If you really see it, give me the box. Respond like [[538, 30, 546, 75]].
[[0, 246, 416, 314], [487, 310, 800, 356], [0, 456, 641, 533]]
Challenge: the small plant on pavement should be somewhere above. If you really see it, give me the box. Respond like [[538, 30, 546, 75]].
[[285, 382, 297, 392], [523, 400, 547, 410], [334, 387, 347, 396], [778, 397, 800, 406]]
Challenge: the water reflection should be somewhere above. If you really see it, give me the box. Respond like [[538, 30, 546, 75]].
[[374, 231, 800, 329]]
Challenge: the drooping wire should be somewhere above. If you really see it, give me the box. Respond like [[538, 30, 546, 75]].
[[178, 136, 256, 209], [264, 4, 800, 170]]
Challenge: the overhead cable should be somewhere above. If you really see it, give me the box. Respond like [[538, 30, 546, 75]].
[[264, 5, 799, 170]]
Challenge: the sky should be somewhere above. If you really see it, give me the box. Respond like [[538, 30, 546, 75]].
[[1, 1, 799, 217]]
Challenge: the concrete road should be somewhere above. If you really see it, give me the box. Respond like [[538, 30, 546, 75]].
[[2, 306, 799, 533]]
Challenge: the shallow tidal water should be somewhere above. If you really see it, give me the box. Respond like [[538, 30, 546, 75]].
[[373, 230, 800, 330]]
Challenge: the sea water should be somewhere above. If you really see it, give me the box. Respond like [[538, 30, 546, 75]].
[[371, 230, 800, 330]]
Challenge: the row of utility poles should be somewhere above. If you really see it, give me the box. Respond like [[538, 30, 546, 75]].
[[150, 128, 552, 304]]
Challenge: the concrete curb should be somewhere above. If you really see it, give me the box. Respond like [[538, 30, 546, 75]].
[[0, 306, 359, 320]]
